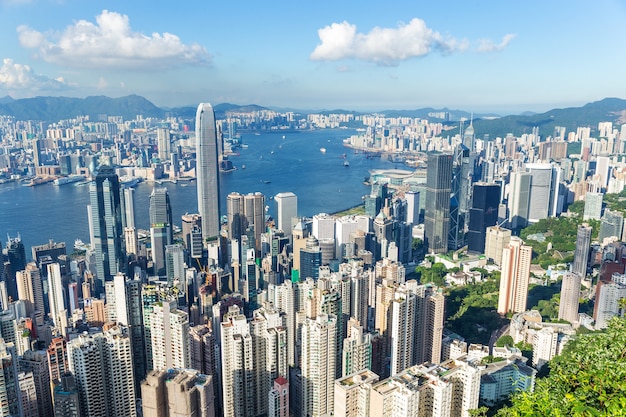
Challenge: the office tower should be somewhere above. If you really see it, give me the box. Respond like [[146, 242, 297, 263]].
[[5, 236, 26, 302], [123, 187, 136, 229], [18, 371, 38, 417], [312, 213, 335, 240], [47, 263, 67, 336], [599, 209, 624, 241], [424, 153, 453, 253], [275, 192, 298, 237], [141, 368, 215, 417], [572, 224, 592, 278], [558, 272, 581, 323], [196, 103, 221, 241], [596, 155, 610, 188], [467, 183, 500, 253], [405, 190, 420, 226], [497, 237, 532, 315], [525, 163, 554, 223], [47, 336, 69, 383], [342, 319, 372, 377], [301, 313, 337, 417], [125, 227, 138, 256], [484, 226, 512, 266], [182, 213, 204, 262], [449, 144, 471, 250], [334, 369, 379, 417], [244, 192, 266, 252], [67, 325, 136, 417], [335, 216, 360, 260], [166, 244, 186, 288], [150, 299, 190, 371], [16, 262, 44, 318], [508, 171, 531, 230], [226, 192, 246, 241], [150, 187, 173, 277], [300, 237, 322, 280], [89, 165, 125, 294], [268, 376, 289, 417], [19, 349, 53, 417], [583, 192, 603, 220], [53, 372, 81, 417], [157, 127, 171, 161]]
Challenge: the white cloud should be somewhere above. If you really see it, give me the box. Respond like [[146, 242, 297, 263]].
[[477, 34, 516, 53], [17, 9, 211, 69], [310, 18, 468, 65], [0, 58, 70, 92]]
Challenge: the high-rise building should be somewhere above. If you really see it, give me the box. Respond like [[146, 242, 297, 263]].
[[123, 187, 136, 229], [525, 163, 554, 223], [449, 144, 471, 250], [301, 313, 337, 417], [67, 325, 136, 417], [405, 190, 420, 226], [47, 336, 69, 384], [583, 192, 603, 220], [47, 263, 67, 336], [467, 183, 500, 253], [89, 165, 125, 294], [150, 187, 173, 277], [599, 209, 624, 242], [300, 237, 322, 281], [150, 299, 190, 371], [425, 153, 453, 253], [244, 192, 266, 252], [275, 192, 298, 237], [334, 369, 379, 417], [342, 319, 372, 377], [572, 224, 592, 278], [484, 226, 511, 266], [497, 237, 532, 315], [141, 368, 215, 417], [268, 376, 289, 417], [5, 236, 26, 302], [19, 349, 53, 417], [165, 244, 186, 288], [16, 262, 45, 318], [157, 127, 172, 162], [53, 372, 81, 417], [558, 272, 581, 323], [507, 171, 531, 230], [195, 103, 221, 241]]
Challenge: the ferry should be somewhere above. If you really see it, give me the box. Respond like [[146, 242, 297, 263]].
[[320, 148, 327, 154], [74, 239, 91, 252]]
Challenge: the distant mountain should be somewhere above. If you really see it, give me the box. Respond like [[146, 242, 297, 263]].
[[467, 98, 626, 138], [165, 103, 270, 120], [0, 94, 165, 121], [379, 107, 499, 121]]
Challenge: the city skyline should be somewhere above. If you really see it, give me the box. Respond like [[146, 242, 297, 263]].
[[0, 1, 624, 113]]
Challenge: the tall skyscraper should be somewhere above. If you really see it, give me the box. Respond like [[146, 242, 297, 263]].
[[484, 226, 511, 266], [583, 192, 603, 220], [16, 262, 45, 318], [5, 236, 26, 302], [275, 192, 298, 237], [572, 224, 592, 278], [89, 165, 125, 294], [19, 349, 53, 417], [196, 103, 221, 241], [47, 263, 67, 336], [150, 187, 173, 277], [599, 209, 624, 242], [157, 127, 172, 162], [150, 299, 190, 371], [123, 187, 136, 229], [525, 163, 554, 223], [497, 237, 532, 315], [508, 171, 531, 230], [425, 153, 453, 253], [449, 144, 471, 250], [467, 183, 500, 253]]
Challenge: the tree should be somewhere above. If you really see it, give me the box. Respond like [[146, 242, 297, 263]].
[[496, 317, 626, 416], [469, 406, 489, 417], [496, 335, 514, 347]]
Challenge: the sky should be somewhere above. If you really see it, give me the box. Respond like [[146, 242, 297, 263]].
[[0, 0, 625, 114]]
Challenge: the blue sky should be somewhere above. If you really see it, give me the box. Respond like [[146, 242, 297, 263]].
[[0, 0, 624, 114]]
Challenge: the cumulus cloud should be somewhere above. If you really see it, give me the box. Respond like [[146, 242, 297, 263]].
[[310, 18, 468, 65], [0, 58, 70, 91], [477, 34, 516, 53], [17, 10, 211, 69], [311, 18, 515, 65]]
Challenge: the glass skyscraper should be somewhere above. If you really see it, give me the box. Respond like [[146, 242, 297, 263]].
[[89, 165, 124, 294], [195, 103, 221, 241], [149, 187, 173, 277], [424, 153, 453, 254]]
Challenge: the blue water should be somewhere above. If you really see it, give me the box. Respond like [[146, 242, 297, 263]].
[[0, 129, 401, 253]]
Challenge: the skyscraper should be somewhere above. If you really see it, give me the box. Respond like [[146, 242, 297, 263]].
[[508, 171, 531, 230], [484, 226, 511, 266], [425, 153, 453, 253], [150, 299, 190, 371], [572, 224, 592, 278], [150, 187, 173, 277], [525, 163, 554, 223], [497, 237, 532, 315], [196, 103, 221, 241], [275, 192, 298, 237], [89, 165, 125, 294], [467, 183, 500, 253]]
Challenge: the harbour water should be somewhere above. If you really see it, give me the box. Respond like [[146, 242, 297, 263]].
[[0, 129, 402, 252]]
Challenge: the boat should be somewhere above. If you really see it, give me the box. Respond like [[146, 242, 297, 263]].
[[54, 175, 84, 186], [74, 239, 91, 252], [120, 176, 141, 187], [343, 160, 350, 167], [241, 144, 249, 149], [320, 148, 327, 153], [24, 177, 54, 187], [241, 165, 246, 169]]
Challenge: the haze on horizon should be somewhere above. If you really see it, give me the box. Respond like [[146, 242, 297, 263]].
[[0, 0, 624, 115]]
